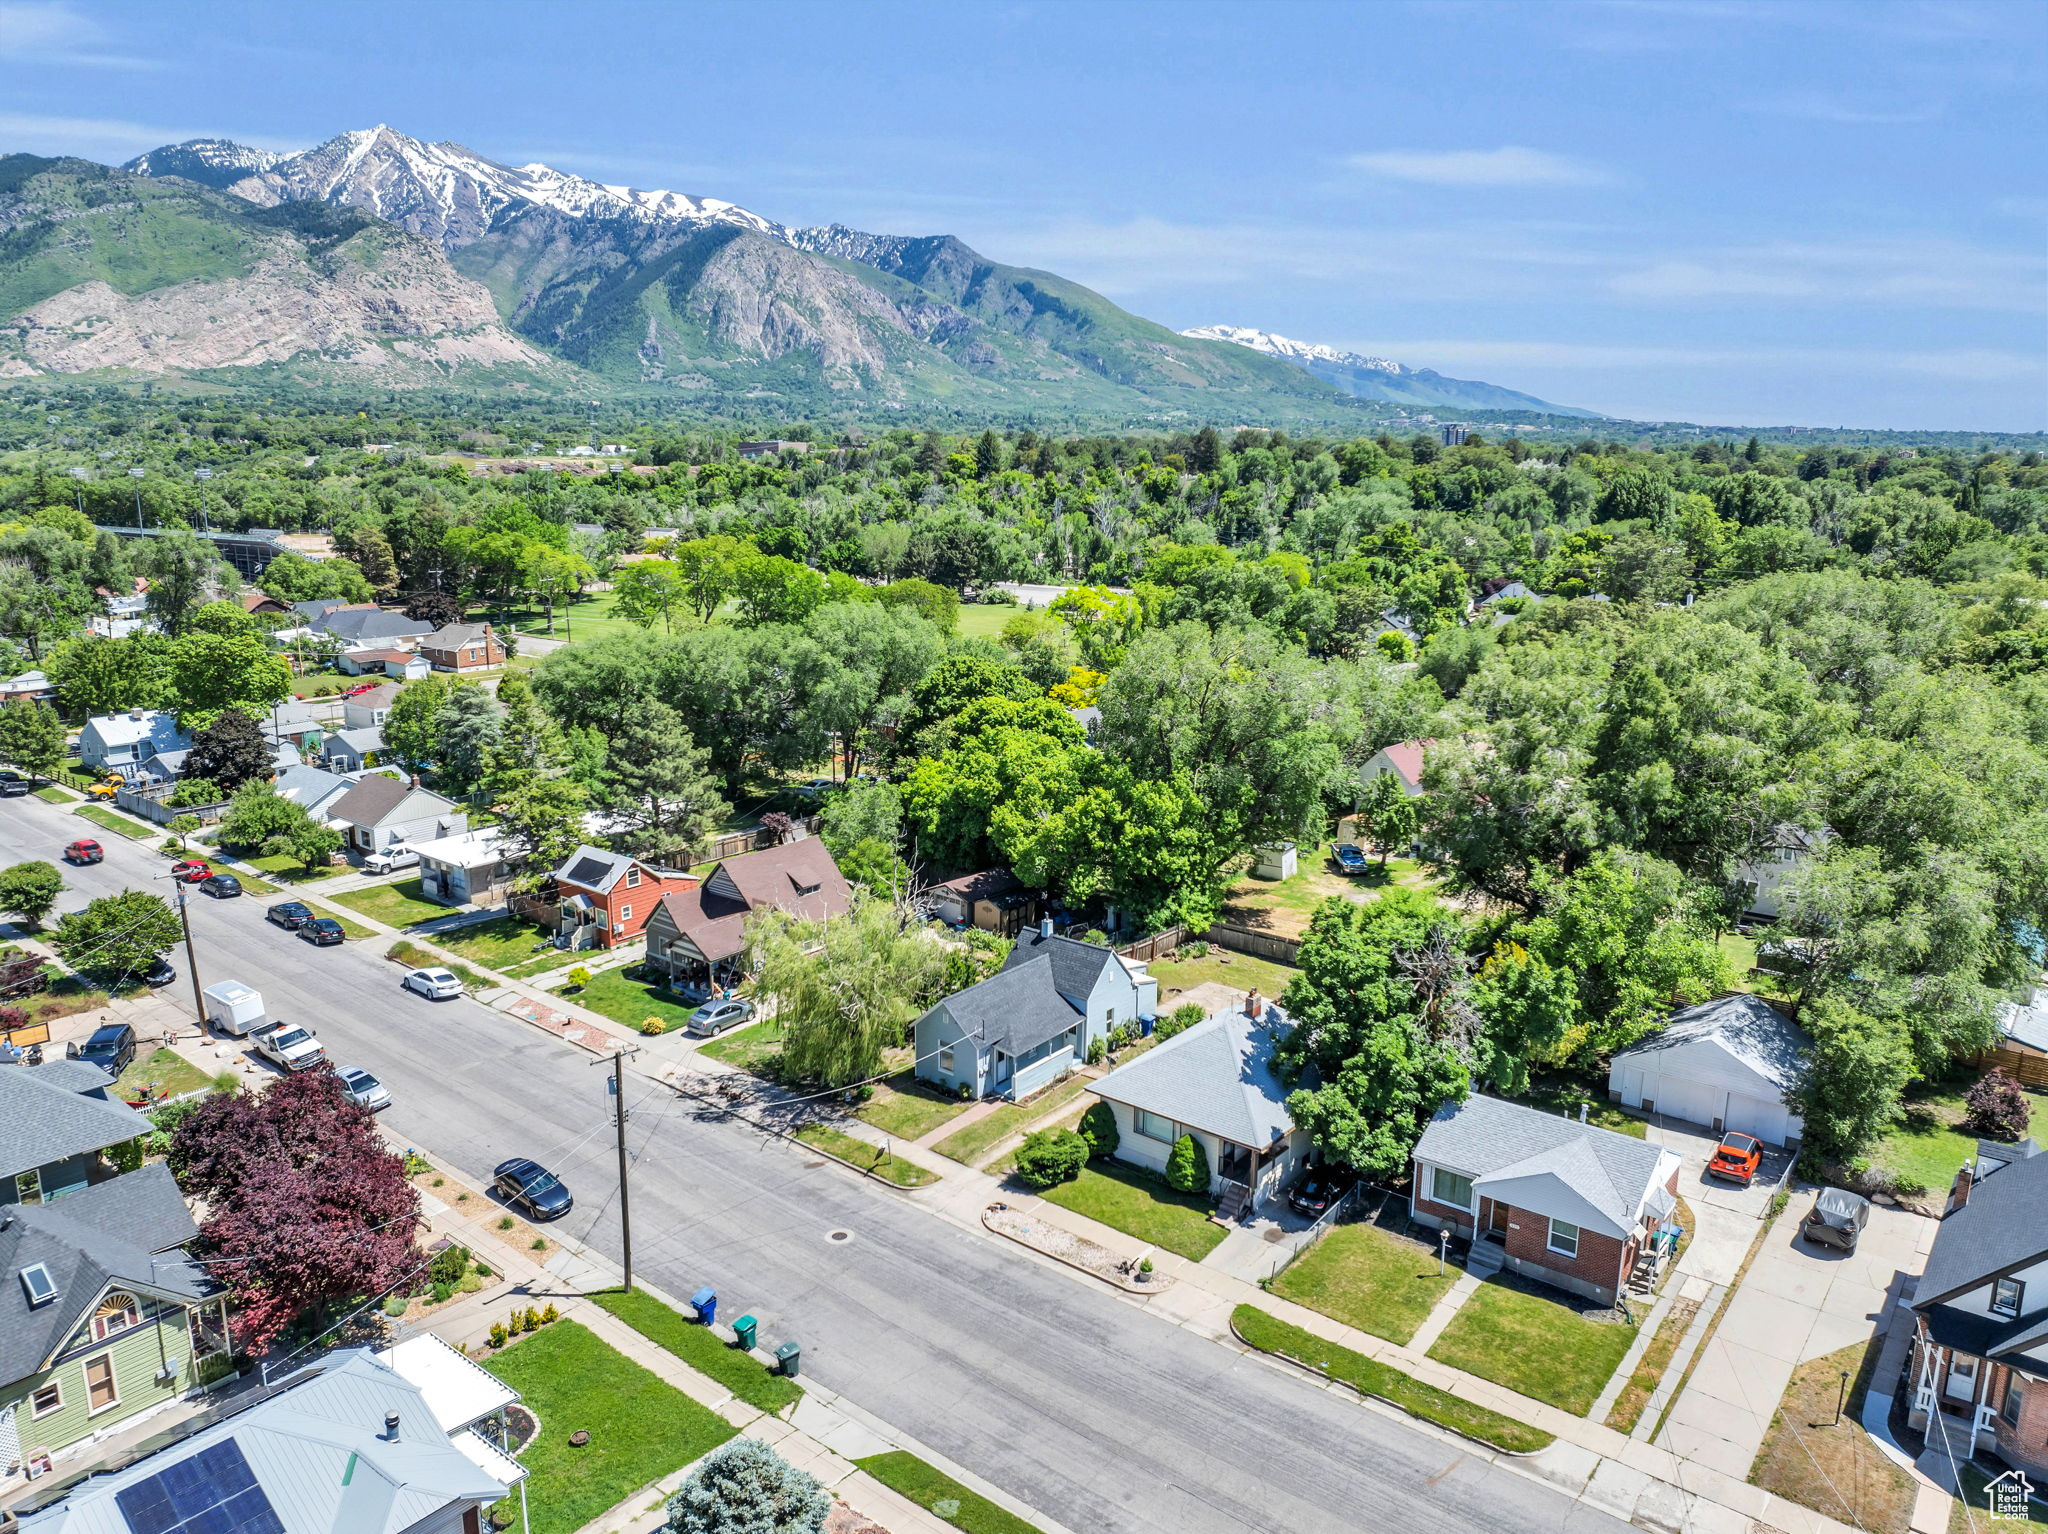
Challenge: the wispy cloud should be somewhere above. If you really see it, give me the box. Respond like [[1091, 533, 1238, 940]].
[[0, 2, 156, 69], [1609, 239, 2040, 310], [1741, 90, 1944, 124], [0, 111, 302, 161], [1343, 146, 1613, 188]]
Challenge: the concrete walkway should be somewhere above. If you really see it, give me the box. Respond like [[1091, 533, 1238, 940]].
[[1406, 1269, 1482, 1355]]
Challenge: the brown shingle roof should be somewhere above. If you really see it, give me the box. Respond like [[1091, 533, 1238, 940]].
[[654, 838, 851, 963]]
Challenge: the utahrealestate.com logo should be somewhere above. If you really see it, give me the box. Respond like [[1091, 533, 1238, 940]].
[[1986, 1469, 2034, 1520]]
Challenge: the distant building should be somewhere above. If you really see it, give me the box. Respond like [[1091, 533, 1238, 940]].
[[1360, 738, 1434, 798], [1440, 425, 1470, 446], [737, 440, 811, 460]]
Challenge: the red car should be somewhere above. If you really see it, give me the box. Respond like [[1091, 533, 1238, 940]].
[[342, 682, 377, 697], [170, 859, 213, 884], [64, 838, 103, 865], [1708, 1132, 1765, 1185]]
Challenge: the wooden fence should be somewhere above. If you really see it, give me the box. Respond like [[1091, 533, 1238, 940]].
[[1115, 922, 1304, 968], [696, 817, 824, 865], [1979, 1046, 2048, 1089]]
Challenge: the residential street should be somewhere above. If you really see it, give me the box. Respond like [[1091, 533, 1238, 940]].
[[0, 792, 1635, 1534]]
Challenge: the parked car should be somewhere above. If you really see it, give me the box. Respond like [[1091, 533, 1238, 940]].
[[198, 873, 243, 899], [0, 770, 32, 797], [170, 859, 212, 883], [1288, 1167, 1357, 1218], [686, 998, 754, 1037], [1330, 842, 1370, 875], [1801, 1187, 1871, 1253], [142, 956, 176, 987], [335, 1065, 391, 1113], [404, 967, 465, 1000], [266, 901, 314, 929], [1707, 1131, 1765, 1185], [64, 839, 103, 865], [342, 682, 378, 698], [362, 845, 419, 875], [493, 1158, 572, 1221], [72, 1023, 136, 1078], [299, 917, 345, 947], [248, 1020, 325, 1071]]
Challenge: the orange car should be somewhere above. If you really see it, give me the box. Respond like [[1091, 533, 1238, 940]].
[[1708, 1131, 1764, 1184]]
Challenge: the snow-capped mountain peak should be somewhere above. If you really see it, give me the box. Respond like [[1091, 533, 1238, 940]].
[[1181, 324, 1404, 375]]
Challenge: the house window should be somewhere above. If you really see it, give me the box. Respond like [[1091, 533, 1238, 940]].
[[1547, 1220, 1581, 1259], [627, 867, 641, 889], [30, 1382, 61, 1418], [618, 906, 632, 923], [84, 1355, 117, 1413], [1992, 1277, 2025, 1316], [1136, 1108, 1177, 1142], [1429, 1167, 1475, 1212], [938, 1046, 955, 1074], [93, 1292, 140, 1340], [2004, 1379, 2024, 1425]]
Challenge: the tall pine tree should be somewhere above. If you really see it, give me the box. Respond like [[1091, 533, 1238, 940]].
[[600, 698, 729, 863]]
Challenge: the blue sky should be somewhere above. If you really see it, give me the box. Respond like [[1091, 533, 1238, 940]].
[[3, 0, 2043, 431]]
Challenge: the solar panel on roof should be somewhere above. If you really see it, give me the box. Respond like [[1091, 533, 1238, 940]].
[[566, 856, 613, 886], [115, 1439, 283, 1534]]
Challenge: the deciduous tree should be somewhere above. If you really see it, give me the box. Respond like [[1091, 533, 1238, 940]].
[[748, 892, 946, 1087], [0, 861, 62, 926], [0, 698, 66, 782], [55, 889, 182, 979], [183, 708, 276, 790]]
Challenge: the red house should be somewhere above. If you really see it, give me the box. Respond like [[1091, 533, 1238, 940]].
[[542, 844, 697, 951]]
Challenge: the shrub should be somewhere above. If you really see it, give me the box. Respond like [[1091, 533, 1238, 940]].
[[382, 1296, 408, 1317], [1964, 1069, 2032, 1141], [1013, 1128, 1089, 1189], [640, 1015, 667, 1035], [854, 1082, 875, 1103], [530, 1236, 546, 1250], [430, 1280, 453, 1304], [1165, 1132, 1210, 1194], [956, 1082, 973, 1100], [524, 1306, 543, 1331], [475, 1263, 493, 1278], [1155, 1002, 1205, 1042], [1081, 928, 1108, 946], [541, 1302, 558, 1323], [664, 1437, 829, 1534], [428, 1244, 471, 1285], [1078, 1100, 1120, 1160], [167, 778, 224, 808], [566, 966, 591, 990], [488, 1322, 507, 1348], [1173, 940, 1209, 960]]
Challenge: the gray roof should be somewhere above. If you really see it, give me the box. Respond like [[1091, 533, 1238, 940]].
[[2000, 993, 2048, 1054], [23, 1059, 119, 1096], [1611, 992, 1812, 1092], [314, 607, 434, 645], [937, 955, 1082, 1057], [0, 1165, 206, 1386], [1092, 1006, 1297, 1148], [329, 774, 455, 830], [82, 710, 185, 750], [273, 763, 353, 813], [424, 623, 494, 650], [1916, 1147, 2048, 1310], [1000, 929, 1115, 1004], [552, 843, 633, 895], [18, 1347, 512, 1534], [0, 1067, 152, 1180], [1413, 1094, 1675, 1240], [330, 726, 384, 755]]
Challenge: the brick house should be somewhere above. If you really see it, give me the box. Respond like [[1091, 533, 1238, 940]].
[[420, 622, 506, 672], [643, 838, 851, 996], [1907, 1139, 2048, 1479], [540, 844, 698, 952], [1409, 1094, 1683, 1307]]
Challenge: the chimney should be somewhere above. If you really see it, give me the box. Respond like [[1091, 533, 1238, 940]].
[[1246, 987, 1263, 1020], [410, 775, 420, 789], [1038, 917, 1053, 940], [1579, 1103, 1589, 1124], [1948, 1161, 1975, 1213], [382, 1410, 400, 1441]]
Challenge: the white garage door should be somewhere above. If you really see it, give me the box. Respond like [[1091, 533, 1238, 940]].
[[1725, 1093, 1788, 1144], [1646, 1075, 1715, 1128]]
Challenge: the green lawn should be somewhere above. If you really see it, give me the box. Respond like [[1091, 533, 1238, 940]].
[[1427, 1277, 1638, 1415], [33, 784, 76, 803], [856, 1451, 1042, 1534], [427, 914, 555, 973], [1147, 949, 1302, 1002], [1219, 856, 1434, 938], [1233, 1305, 1553, 1453], [1036, 1161, 1224, 1261], [385, 939, 493, 991], [1954, 1462, 2048, 1532], [1271, 1222, 1458, 1346], [480, 1321, 735, 1534], [854, 1072, 975, 1140], [328, 877, 450, 929], [112, 1048, 212, 1104], [697, 1017, 784, 1071], [502, 589, 662, 645], [1870, 1077, 2048, 1196], [556, 964, 701, 1034], [288, 671, 365, 697], [317, 911, 378, 942], [933, 1075, 1097, 1167], [588, 1287, 802, 1414], [793, 1122, 941, 1186], [241, 850, 344, 884], [954, 603, 1019, 641], [71, 803, 156, 840]]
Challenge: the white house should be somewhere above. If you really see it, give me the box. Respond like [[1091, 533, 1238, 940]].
[[77, 709, 190, 777], [1731, 823, 1829, 921], [322, 725, 385, 773], [342, 683, 402, 728], [414, 826, 515, 907], [1607, 992, 1812, 1146], [87, 592, 153, 640], [326, 774, 466, 857], [914, 922, 1157, 1102], [1090, 996, 1311, 1220]]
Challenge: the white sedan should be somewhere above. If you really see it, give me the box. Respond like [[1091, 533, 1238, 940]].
[[404, 967, 465, 1000]]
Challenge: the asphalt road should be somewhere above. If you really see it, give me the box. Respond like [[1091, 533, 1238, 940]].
[[3, 793, 1632, 1534]]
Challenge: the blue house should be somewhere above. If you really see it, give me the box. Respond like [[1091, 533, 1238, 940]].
[[914, 922, 1157, 1101]]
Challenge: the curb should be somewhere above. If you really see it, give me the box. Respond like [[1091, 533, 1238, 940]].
[[981, 1205, 1164, 1294], [784, 1126, 946, 1193]]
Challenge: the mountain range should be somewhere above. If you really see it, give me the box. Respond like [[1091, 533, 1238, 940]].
[[1179, 325, 1596, 416], [0, 125, 1592, 421]]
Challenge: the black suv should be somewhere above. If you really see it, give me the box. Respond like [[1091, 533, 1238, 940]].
[[74, 1023, 136, 1078]]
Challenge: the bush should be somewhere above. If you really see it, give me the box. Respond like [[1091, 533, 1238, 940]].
[[1086, 1037, 1106, 1066], [428, 1244, 471, 1285], [1081, 928, 1108, 946], [1013, 1128, 1089, 1189], [497, 1215, 514, 1230], [664, 1438, 829, 1534], [1964, 1068, 2032, 1141], [1078, 1100, 1120, 1160], [957, 1082, 973, 1101], [382, 1296, 408, 1317], [541, 1302, 558, 1323], [166, 778, 223, 808], [488, 1322, 507, 1348], [975, 588, 1018, 605], [1173, 940, 1209, 960], [1155, 1002, 1205, 1042], [1165, 1132, 1210, 1194], [566, 966, 591, 990], [640, 1015, 667, 1035]]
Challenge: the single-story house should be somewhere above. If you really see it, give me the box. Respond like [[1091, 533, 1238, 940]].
[[310, 605, 434, 649], [1731, 823, 1829, 921], [644, 838, 851, 995], [1471, 577, 1530, 614], [77, 710, 190, 778], [927, 869, 1040, 936], [256, 699, 327, 750], [291, 598, 355, 624], [322, 725, 385, 773], [1411, 1094, 1683, 1306], [535, 844, 697, 951], [1376, 609, 1422, 648], [339, 646, 434, 679], [0, 1164, 225, 1487], [15, 1341, 520, 1532], [1360, 737, 1433, 798], [420, 623, 506, 673], [1090, 995, 1312, 1220], [343, 683, 401, 728], [271, 762, 354, 820], [415, 826, 515, 908], [1, 1061, 152, 1206], [327, 774, 467, 857], [1907, 1140, 2048, 1478], [0, 670, 58, 707], [1607, 992, 1811, 1147], [237, 588, 289, 616], [87, 592, 152, 640], [914, 921, 1157, 1102]]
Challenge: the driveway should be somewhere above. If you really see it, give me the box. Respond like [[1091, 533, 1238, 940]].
[[1651, 1120, 1792, 1286]]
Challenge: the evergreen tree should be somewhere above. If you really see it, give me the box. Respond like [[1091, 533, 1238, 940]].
[[434, 685, 503, 797], [343, 526, 401, 599], [1744, 434, 1763, 463], [663, 1439, 828, 1534], [1188, 425, 1223, 474], [487, 673, 566, 790], [600, 698, 729, 862], [0, 698, 66, 782], [974, 429, 1003, 478], [914, 432, 945, 474], [183, 708, 274, 791], [492, 772, 590, 872]]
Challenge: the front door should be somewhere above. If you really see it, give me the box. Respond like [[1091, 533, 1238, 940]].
[[1488, 1200, 1510, 1239]]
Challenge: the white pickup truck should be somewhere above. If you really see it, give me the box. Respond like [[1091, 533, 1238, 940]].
[[248, 1021, 326, 1072]]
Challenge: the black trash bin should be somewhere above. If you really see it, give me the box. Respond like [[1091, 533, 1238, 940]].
[[774, 1340, 801, 1378]]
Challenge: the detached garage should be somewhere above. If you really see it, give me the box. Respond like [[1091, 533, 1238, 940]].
[[1607, 992, 1812, 1148]]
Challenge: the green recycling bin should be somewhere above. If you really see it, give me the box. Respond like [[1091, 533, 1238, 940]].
[[732, 1315, 758, 1350], [774, 1341, 801, 1378]]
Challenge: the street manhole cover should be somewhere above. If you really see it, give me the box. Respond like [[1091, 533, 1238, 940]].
[[827, 1230, 853, 1243]]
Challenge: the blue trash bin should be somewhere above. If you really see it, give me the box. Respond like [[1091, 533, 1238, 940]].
[[1139, 1015, 1156, 1038], [690, 1287, 717, 1326]]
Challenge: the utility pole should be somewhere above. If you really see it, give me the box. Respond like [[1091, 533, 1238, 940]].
[[170, 879, 207, 1033], [592, 1046, 642, 1292]]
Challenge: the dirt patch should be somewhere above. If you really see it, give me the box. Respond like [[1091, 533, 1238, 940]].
[[1750, 1340, 1914, 1534], [984, 1201, 1175, 1293]]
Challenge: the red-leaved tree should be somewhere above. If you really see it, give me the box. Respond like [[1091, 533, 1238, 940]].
[[169, 1071, 419, 1355], [1963, 1068, 2032, 1142]]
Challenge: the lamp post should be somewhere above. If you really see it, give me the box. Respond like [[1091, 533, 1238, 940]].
[[193, 467, 213, 534], [1834, 1368, 1851, 1426], [128, 466, 145, 528]]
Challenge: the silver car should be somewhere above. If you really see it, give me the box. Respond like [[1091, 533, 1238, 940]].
[[687, 998, 754, 1037], [404, 967, 465, 1000], [336, 1066, 391, 1112]]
